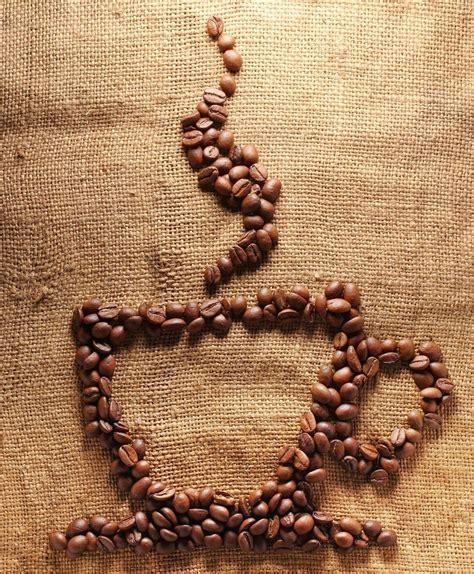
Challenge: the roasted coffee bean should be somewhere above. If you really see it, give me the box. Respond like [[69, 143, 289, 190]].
[[67, 534, 88, 555], [246, 243, 262, 264], [243, 305, 263, 327], [369, 468, 389, 485], [161, 318, 186, 333], [412, 370, 435, 389], [203, 87, 226, 106], [230, 295, 247, 317], [327, 298, 351, 314], [334, 531, 353, 548], [379, 351, 400, 364], [196, 118, 213, 132], [335, 403, 359, 421], [396, 441, 416, 459], [340, 517, 362, 536], [365, 336, 382, 357], [223, 49, 243, 72], [362, 519, 382, 538], [376, 438, 394, 458], [305, 468, 327, 483], [241, 193, 261, 214], [300, 411, 317, 434], [182, 129, 203, 147], [257, 287, 273, 307], [377, 529, 397, 547], [217, 33, 236, 52], [206, 15, 224, 38], [118, 445, 138, 467], [390, 428, 406, 448], [204, 265, 221, 288], [418, 341, 442, 362], [249, 162, 268, 182], [363, 356, 380, 379], [339, 382, 358, 402], [330, 439, 345, 460], [203, 145, 220, 163], [212, 156, 233, 174], [311, 382, 331, 404], [198, 166, 219, 187], [359, 443, 379, 461], [435, 378, 454, 394], [208, 105, 228, 124], [430, 362, 448, 379], [200, 299, 222, 319], [420, 387, 442, 399], [398, 337, 415, 361], [341, 316, 364, 334], [343, 456, 358, 473], [424, 412, 442, 430], [380, 457, 400, 474], [181, 110, 200, 128], [409, 355, 431, 371], [261, 178, 281, 202]]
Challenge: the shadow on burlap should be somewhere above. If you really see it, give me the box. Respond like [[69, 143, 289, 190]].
[[1, 1, 472, 572]]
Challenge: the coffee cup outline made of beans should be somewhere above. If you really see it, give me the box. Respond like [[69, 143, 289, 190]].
[[49, 15, 452, 560]]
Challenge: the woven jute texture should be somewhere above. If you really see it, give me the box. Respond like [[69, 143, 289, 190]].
[[1, 1, 472, 572]]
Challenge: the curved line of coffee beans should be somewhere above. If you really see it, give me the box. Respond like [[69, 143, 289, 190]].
[[49, 280, 453, 559], [181, 16, 281, 290]]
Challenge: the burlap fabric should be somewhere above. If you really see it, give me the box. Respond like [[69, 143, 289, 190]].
[[2, 1, 472, 572]]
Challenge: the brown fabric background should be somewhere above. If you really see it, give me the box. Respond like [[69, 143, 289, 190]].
[[1, 1, 472, 572]]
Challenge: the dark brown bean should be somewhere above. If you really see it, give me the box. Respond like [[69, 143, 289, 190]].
[[220, 74, 236, 95]]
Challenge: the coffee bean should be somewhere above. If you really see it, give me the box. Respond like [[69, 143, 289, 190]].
[[339, 382, 358, 402], [359, 443, 379, 461], [332, 350, 347, 369], [161, 318, 186, 333], [261, 178, 281, 203], [340, 517, 362, 536], [365, 336, 382, 356], [341, 316, 364, 334], [396, 441, 416, 458], [208, 105, 228, 124], [369, 468, 389, 485], [181, 110, 200, 128], [435, 378, 454, 394], [412, 370, 435, 389], [398, 337, 415, 361], [241, 193, 261, 214], [377, 529, 397, 547], [203, 87, 226, 106], [430, 362, 448, 379], [330, 439, 345, 460], [380, 457, 400, 474], [182, 129, 203, 147], [66, 518, 89, 538], [203, 145, 220, 163], [424, 412, 442, 430], [243, 215, 265, 230], [299, 432, 315, 455], [249, 162, 268, 182], [305, 468, 327, 483], [418, 341, 442, 362], [333, 367, 354, 386], [311, 382, 331, 404], [334, 531, 353, 548], [257, 287, 273, 306], [223, 49, 243, 72], [49, 530, 67, 550], [200, 299, 222, 319], [420, 387, 442, 399], [300, 411, 317, 434], [214, 175, 231, 196], [409, 354, 430, 370], [219, 74, 237, 96], [232, 178, 252, 198], [242, 306, 263, 327], [67, 534, 88, 555], [376, 438, 394, 458], [118, 445, 138, 467], [421, 398, 437, 413], [230, 295, 247, 317], [204, 265, 221, 288], [343, 456, 358, 473], [211, 314, 232, 332], [379, 352, 400, 364], [246, 243, 262, 264], [363, 356, 380, 379], [207, 15, 224, 37], [390, 428, 406, 448], [130, 477, 152, 500], [198, 165, 219, 187]]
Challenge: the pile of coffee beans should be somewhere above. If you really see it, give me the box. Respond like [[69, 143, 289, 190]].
[[182, 16, 281, 289], [49, 280, 452, 558]]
